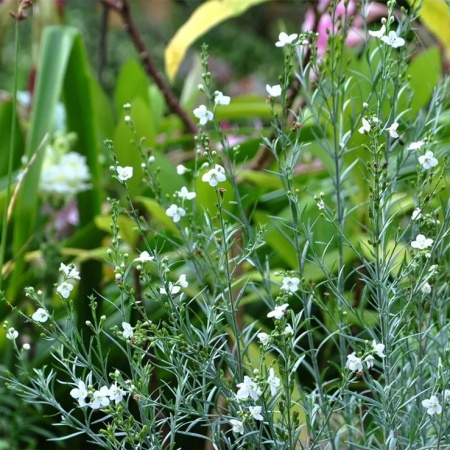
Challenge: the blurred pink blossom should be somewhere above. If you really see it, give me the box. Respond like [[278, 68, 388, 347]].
[[302, 0, 388, 57]]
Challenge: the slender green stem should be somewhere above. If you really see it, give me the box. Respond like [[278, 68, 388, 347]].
[[0, 20, 21, 291]]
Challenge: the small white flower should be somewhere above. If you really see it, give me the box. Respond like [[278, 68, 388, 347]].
[[134, 251, 154, 264], [23, 343, 31, 350], [6, 327, 18, 340], [176, 164, 187, 175], [236, 376, 261, 401], [368, 24, 386, 38], [358, 117, 371, 134], [386, 122, 399, 138], [178, 274, 188, 288], [249, 405, 263, 421], [90, 386, 111, 409], [70, 380, 88, 407], [317, 200, 325, 210], [202, 164, 226, 187], [123, 103, 131, 109], [267, 368, 281, 396], [408, 140, 425, 151], [346, 352, 363, 372], [148, 155, 155, 164], [166, 204, 186, 223], [420, 282, 431, 294], [32, 308, 49, 323], [281, 276, 300, 293], [418, 151, 438, 170], [193, 105, 213, 125], [365, 355, 375, 369], [214, 91, 231, 106], [381, 30, 405, 48], [257, 332, 270, 345], [160, 283, 181, 295], [177, 186, 196, 200], [57, 281, 74, 299], [124, 115, 131, 122], [109, 382, 126, 404], [116, 166, 133, 181], [422, 395, 442, 415], [275, 31, 298, 47], [372, 340, 385, 358], [122, 322, 134, 339], [284, 324, 294, 336], [59, 263, 80, 280], [411, 208, 422, 221], [230, 419, 244, 435], [266, 84, 282, 97], [267, 303, 289, 320], [411, 234, 433, 250]]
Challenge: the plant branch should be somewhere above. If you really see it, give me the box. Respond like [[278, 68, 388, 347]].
[[98, 0, 197, 134]]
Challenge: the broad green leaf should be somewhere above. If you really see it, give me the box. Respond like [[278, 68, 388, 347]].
[[407, 0, 450, 60], [165, 0, 271, 81], [0, 101, 24, 177]]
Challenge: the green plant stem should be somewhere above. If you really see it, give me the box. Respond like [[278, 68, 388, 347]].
[[0, 20, 20, 292]]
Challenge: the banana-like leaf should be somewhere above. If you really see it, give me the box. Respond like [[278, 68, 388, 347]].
[[407, 0, 450, 60], [165, 0, 272, 81]]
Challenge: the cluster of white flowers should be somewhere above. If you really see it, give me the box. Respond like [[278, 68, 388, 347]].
[[369, 23, 405, 48], [358, 116, 379, 135], [160, 274, 188, 295], [56, 262, 80, 299], [407, 139, 439, 170], [346, 340, 385, 373], [39, 151, 91, 200], [70, 378, 127, 409]]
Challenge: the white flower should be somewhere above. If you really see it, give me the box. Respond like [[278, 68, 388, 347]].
[[267, 368, 281, 396], [365, 355, 375, 369], [202, 164, 226, 187], [381, 31, 405, 48], [178, 274, 188, 288], [32, 308, 49, 323], [411, 208, 422, 221], [160, 283, 181, 295], [408, 140, 425, 151], [284, 324, 294, 336], [358, 118, 371, 134], [70, 380, 88, 407], [214, 91, 231, 106], [411, 234, 433, 250], [122, 322, 134, 339], [420, 282, 431, 294], [267, 303, 289, 320], [281, 276, 300, 293], [418, 151, 438, 170], [177, 186, 196, 200], [57, 281, 74, 299], [148, 155, 155, 164], [166, 204, 186, 223], [134, 251, 154, 264], [346, 352, 363, 372], [23, 343, 31, 350], [176, 164, 187, 175], [6, 327, 18, 340], [372, 340, 385, 358], [236, 376, 261, 401], [249, 405, 263, 421], [230, 419, 244, 435], [193, 105, 213, 125], [257, 332, 270, 345], [124, 115, 131, 122], [109, 382, 126, 404], [59, 263, 80, 280], [386, 122, 399, 138], [266, 84, 282, 97], [422, 395, 442, 415], [116, 166, 133, 182], [317, 200, 325, 210], [275, 31, 298, 47], [90, 386, 111, 409], [368, 24, 386, 38]]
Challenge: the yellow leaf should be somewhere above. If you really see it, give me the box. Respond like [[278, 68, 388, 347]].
[[165, 0, 271, 81], [407, 0, 450, 59]]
